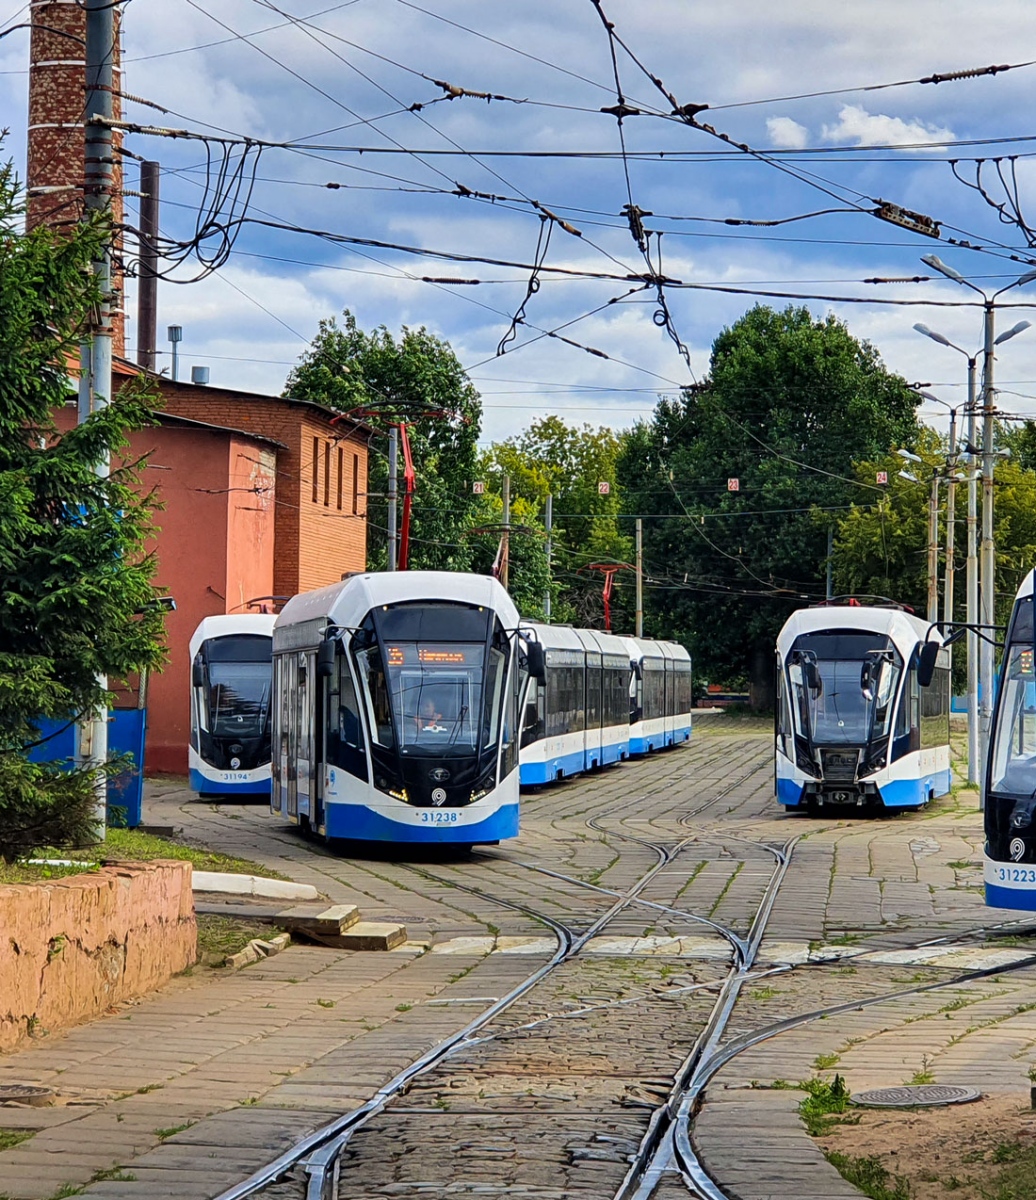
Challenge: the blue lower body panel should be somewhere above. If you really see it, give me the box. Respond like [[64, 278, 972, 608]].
[[986, 883, 1036, 910], [600, 738, 627, 766], [879, 768, 951, 809], [520, 747, 585, 785], [324, 801, 519, 844], [629, 735, 661, 755], [189, 768, 272, 797], [776, 776, 806, 808]]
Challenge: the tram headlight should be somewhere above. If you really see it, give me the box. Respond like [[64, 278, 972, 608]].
[[469, 788, 490, 803], [387, 787, 409, 803]]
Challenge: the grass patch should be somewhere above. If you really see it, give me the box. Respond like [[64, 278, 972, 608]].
[[196, 915, 285, 965], [154, 1123, 194, 1141], [799, 1075, 852, 1136], [0, 1128, 35, 1152], [824, 1152, 910, 1200], [0, 829, 291, 885], [813, 1052, 841, 1071]]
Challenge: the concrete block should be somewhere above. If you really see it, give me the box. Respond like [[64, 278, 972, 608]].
[[307, 921, 407, 951], [191, 872, 319, 901]]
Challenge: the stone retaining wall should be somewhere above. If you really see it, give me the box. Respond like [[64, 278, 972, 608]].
[[0, 860, 196, 1052]]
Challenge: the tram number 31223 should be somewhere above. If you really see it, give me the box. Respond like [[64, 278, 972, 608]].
[[991, 865, 1036, 885]]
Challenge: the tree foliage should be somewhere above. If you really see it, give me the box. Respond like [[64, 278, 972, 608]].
[[284, 311, 483, 570], [486, 417, 632, 628], [619, 305, 920, 705], [0, 161, 165, 860]]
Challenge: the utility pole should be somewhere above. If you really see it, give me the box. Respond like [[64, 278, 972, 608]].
[[943, 407, 958, 648], [635, 518, 644, 637], [79, 0, 115, 835], [965, 361, 979, 785], [544, 492, 552, 621], [136, 161, 159, 371], [387, 426, 398, 570], [926, 472, 941, 624], [501, 474, 510, 591], [979, 300, 996, 795], [825, 526, 834, 601]]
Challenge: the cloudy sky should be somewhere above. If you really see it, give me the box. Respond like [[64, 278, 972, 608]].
[[4, 0, 1036, 443]]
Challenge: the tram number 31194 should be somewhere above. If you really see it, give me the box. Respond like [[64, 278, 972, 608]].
[[420, 811, 460, 824]]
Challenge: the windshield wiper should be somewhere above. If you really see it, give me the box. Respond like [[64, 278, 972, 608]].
[[448, 704, 469, 746]]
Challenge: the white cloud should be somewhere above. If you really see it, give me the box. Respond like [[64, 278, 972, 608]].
[[821, 104, 955, 148], [766, 116, 809, 149]]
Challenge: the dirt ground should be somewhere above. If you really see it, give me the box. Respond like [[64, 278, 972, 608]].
[[817, 1093, 1036, 1199]]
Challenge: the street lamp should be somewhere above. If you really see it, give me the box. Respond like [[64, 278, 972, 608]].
[[920, 256, 1036, 792], [913, 323, 982, 781]]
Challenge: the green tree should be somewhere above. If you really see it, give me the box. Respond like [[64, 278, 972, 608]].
[[284, 311, 482, 570], [619, 305, 920, 707], [488, 417, 632, 628], [834, 443, 1036, 633], [0, 162, 165, 861]]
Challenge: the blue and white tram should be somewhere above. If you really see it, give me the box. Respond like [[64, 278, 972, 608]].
[[518, 624, 631, 784], [775, 604, 951, 813], [271, 571, 526, 844], [189, 613, 276, 797], [623, 638, 693, 754], [985, 570, 1036, 908]]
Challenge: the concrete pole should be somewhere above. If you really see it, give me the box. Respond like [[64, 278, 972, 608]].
[[387, 427, 398, 571], [944, 408, 958, 644], [501, 475, 510, 591], [635, 518, 644, 637], [965, 358, 979, 785], [826, 525, 834, 601], [79, 0, 115, 835], [979, 301, 997, 801], [544, 493, 552, 621], [927, 472, 940, 624], [136, 161, 159, 371]]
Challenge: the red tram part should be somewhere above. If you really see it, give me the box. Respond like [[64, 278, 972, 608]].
[[584, 562, 636, 632]]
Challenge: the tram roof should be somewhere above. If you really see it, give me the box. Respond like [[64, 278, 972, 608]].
[[274, 571, 521, 645], [189, 612, 276, 657], [1012, 570, 1035, 603], [776, 605, 936, 655]]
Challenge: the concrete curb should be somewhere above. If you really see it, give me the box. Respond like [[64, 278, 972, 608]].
[[192, 871, 320, 900]]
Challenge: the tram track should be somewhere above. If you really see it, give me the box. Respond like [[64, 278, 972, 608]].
[[209, 756, 778, 1200]]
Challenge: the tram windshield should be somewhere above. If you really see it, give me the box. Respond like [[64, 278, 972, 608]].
[[788, 633, 901, 746], [352, 603, 508, 758], [197, 636, 272, 739], [990, 598, 1036, 796]]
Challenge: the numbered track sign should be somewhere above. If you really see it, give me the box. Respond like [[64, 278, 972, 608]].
[[598, 481, 610, 495], [472, 481, 485, 494], [727, 478, 740, 492]]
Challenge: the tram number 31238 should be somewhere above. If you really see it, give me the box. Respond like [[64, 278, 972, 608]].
[[420, 811, 460, 824]]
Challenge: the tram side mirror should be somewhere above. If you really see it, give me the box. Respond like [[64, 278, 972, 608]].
[[317, 637, 336, 679], [191, 660, 204, 688], [917, 641, 940, 688], [802, 660, 821, 693], [860, 659, 875, 702], [525, 641, 546, 682]]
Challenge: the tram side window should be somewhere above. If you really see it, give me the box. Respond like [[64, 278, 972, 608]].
[[586, 664, 602, 729], [327, 651, 367, 781], [642, 666, 665, 720], [673, 663, 692, 717], [355, 645, 395, 748], [990, 644, 1036, 793], [920, 666, 951, 750], [603, 665, 629, 728], [521, 678, 544, 747], [546, 663, 585, 737]]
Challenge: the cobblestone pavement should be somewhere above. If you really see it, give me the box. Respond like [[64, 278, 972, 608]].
[[1, 716, 1031, 1200]]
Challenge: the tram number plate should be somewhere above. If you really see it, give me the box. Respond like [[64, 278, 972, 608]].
[[420, 811, 460, 824], [993, 866, 1036, 883]]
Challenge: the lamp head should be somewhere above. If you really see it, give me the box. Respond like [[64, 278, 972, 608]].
[[922, 254, 965, 283], [996, 319, 1032, 345], [897, 448, 923, 464], [913, 322, 952, 347]]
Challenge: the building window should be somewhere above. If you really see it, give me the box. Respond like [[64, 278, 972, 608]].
[[337, 447, 344, 510], [311, 436, 319, 503], [352, 453, 359, 514], [323, 441, 331, 507]]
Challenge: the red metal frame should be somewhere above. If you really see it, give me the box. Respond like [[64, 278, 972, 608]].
[[396, 422, 416, 571], [585, 562, 634, 632]]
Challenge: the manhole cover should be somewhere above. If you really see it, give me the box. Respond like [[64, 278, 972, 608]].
[[0, 1084, 54, 1106], [854, 1085, 981, 1109]]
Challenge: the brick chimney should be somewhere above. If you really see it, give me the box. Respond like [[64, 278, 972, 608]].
[[28, 0, 125, 357]]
